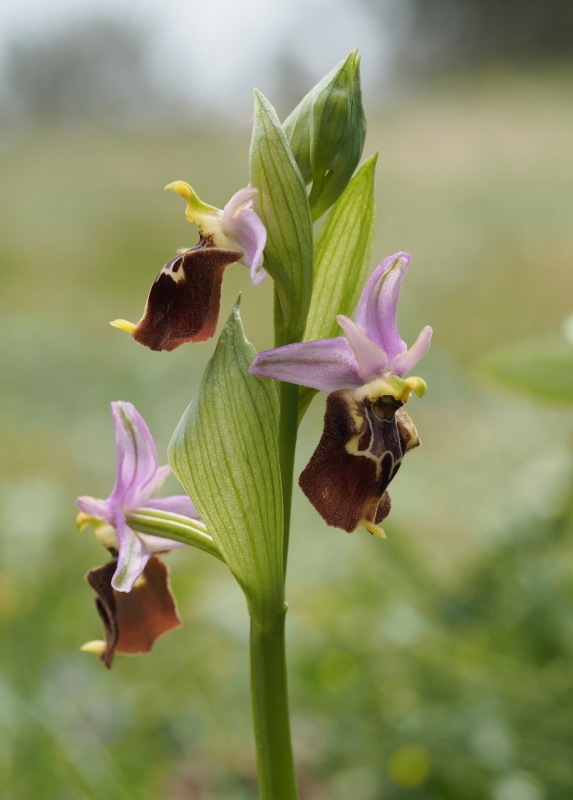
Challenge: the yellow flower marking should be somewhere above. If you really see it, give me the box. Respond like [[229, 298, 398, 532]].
[[80, 640, 107, 657], [110, 319, 137, 335], [360, 519, 387, 538]]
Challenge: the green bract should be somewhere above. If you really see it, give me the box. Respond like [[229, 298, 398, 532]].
[[299, 153, 377, 418], [283, 50, 367, 222], [169, 304, 285, 622], [305, 153, 377, 343], [250, 90, 313, 346]]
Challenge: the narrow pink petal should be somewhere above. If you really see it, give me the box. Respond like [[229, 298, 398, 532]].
[[336, 315, 389, 381], [109, 402, 159, 511], [250, 263, 268, 286], [355, 252, 410, 359], [144, 465, 171, 499], [222, 187, 258, 225], [111, 515, 151, 592], [76, 495, 113, 524], [391, 325, 433, 377], [222, 188, 266, 274], [144, 495, 199, 519], [249, 338, 363, 393], [232, 209, 267, 273], [138, 534, 186, 553]]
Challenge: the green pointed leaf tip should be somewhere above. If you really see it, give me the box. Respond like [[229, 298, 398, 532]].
[[478, 337, 573, 407], [283, 50, 367, 221], [249, 91, 313, 344], [169, 304, 285, 619]]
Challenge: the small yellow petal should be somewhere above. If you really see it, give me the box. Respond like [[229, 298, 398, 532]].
[[403, 376, 427, 400], [81, 640, 107, 656], [165, 180, 218, 220], [76, 512, 92, 532], [94, 524, 119, 550], [110, 319, 137, 335], [165, 180, 192, 201], [360, 519, 387, 539]]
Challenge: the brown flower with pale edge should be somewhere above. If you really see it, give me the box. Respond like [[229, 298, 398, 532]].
[[112, 182, 267, 351], [250, 252, 430, 537], [299, 389, 420, 536], [84, 556, 181, 668], [113, 246, 243, 352]]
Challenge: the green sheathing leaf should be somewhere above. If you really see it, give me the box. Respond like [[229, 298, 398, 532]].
[[250, 90, 313, 344], [169, 305, 284, 620], [305, 153, 377, 342], [478, 338, 573, 407]]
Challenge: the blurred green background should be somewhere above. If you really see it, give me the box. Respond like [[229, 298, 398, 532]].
[[1, 1, 573, 798]]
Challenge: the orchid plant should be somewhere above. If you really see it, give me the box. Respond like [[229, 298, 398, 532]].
[[77, 51, 432, 800]]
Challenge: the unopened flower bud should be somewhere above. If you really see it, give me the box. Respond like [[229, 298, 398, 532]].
[[283, 50, 366, 221]]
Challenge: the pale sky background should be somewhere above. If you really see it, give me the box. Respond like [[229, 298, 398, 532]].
[[0, 0, 396, 113]]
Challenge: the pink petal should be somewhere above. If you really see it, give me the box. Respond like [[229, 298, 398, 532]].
[[249, 338, 363, 393], [138, 534, 186, 553], [111, 514, 152, 592], [76, 495, 113, 524], [223, 188, 266, 275], [144, 495, 199, 519], [144, 464, 171, 499], [109, 402, 159, 511], [355, 252, 410, 360], [336, 315, 388, 381], [222, 187, 258, 224], [391, 325, 433, 377]]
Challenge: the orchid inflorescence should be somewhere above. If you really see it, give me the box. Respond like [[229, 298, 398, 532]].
[[76, 49, 432, 800]]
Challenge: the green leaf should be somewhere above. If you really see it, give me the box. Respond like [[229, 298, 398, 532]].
[[169, 303, 284, 620], [299, 154, 377, 418], [478, 337, 573, 407], [249, 90, 313, 345], [305, 153, 377, 341]]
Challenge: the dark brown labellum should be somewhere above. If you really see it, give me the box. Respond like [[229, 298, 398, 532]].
[[299, 388, 420, 533], [132, 245, 243, 351], [86, 556, 181, 668]]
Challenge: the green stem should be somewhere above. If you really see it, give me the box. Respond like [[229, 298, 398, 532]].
[[252, 376, 299, 797], [277, 380, 300, 578], [248, 286, 304, 798], [127, 509, 224, 562], [250, 607, 299, 800]]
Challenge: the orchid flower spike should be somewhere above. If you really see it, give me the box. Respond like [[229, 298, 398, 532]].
[[111, 184, 267, 352], [249, 252, 432, 538], [77, 401, 199, 667]]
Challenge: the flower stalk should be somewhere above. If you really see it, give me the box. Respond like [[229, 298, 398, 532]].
[[250, 608, 299, 800], [277, 380, 301, 578]]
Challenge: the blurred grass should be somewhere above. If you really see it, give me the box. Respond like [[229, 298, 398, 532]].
[[1, 66, 573, 799]]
